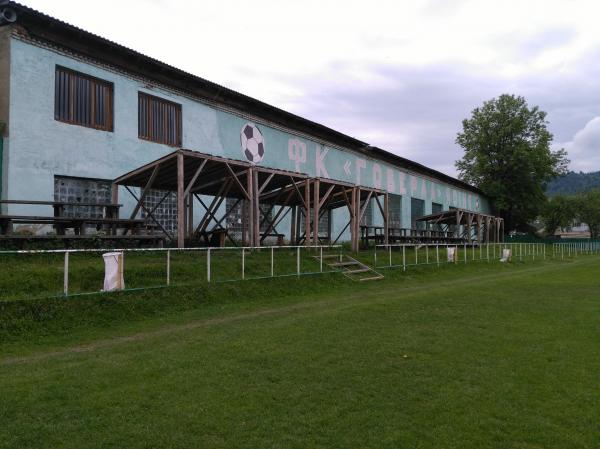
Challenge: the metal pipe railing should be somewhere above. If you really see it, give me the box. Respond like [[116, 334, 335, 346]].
[[0, 245, 342, 301]]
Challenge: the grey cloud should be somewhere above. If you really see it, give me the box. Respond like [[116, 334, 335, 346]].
[[275, 52, 600, 176], [518, 27, 577, 59], [558, 117, 600, 171]]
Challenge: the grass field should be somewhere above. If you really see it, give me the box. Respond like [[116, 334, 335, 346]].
[[1, 254, 599, 448]]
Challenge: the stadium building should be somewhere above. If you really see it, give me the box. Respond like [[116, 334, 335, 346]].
[[0, 2, 502, 249]]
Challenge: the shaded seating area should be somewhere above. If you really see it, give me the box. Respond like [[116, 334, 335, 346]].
[[113, 150, 391, 251], [360, 225, 463, 246], [415, 208, 504, 244], [360, 209, 504, 247], [114, 149, 311, 248]]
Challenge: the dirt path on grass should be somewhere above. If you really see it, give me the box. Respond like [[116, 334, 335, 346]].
[[1, 259, 591, 366]]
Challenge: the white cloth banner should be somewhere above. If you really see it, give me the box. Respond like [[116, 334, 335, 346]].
[[103, 252, 125, 291], [500, 248, 512, 263], [447, 247, 457, 263]]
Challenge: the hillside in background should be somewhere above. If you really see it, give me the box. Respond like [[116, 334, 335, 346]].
[[546, 171, 600, 196]]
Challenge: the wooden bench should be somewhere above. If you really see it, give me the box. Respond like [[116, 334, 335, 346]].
[[0, 234, 166, 249], [261, 232, 285, 246], [0, 215, 146, 236], [0, 199, 122, 219]]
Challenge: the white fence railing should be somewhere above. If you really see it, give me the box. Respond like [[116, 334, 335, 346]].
[[552, 241, 600, 258], [2, 241, 599, 301], [374, 242, 547, 270], [0, 245, 343, 300]]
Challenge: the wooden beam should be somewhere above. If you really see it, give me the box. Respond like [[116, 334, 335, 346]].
[[113, 151, 177, 185], [129, 164, 160, 219], [358, 191, 373, 224], [290, 206, 297, 245], [253, 168, 260, 247], [195, 180, 233, 235], [257, 173, 275, 195], [304, 179, 311, 246], [332, 220, 351, 245], [183, 159, 207, 198], [384, 193, 389, 246], [341, 186, 354, 216], [124, 186, 174, 240], [186, 194, 194, 239], [318, 184, 335, 210], [246, 168, 254, 246], [351, 187, 359, 252], [111, 183, 119, 217], [190, 168, 246, 193], [260, 198, 293, 243], [290, 176, 308, 210], [313, 179, 320, 246], [177, 152, 185, 248], [225, 163, 250, 200]]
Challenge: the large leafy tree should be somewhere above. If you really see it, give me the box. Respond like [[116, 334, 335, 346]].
[[576, 189, 600, 239], [456, 94, 569, 232], [540, 195, 576, 236]]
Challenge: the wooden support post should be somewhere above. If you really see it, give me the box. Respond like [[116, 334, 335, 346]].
[[466, 213, 472, 244], [327, 209, 333, 244], [177, 152, 185, 248], [352, 187, 360, 252], [130, 164, 160, 219], [290, 206, 297, 245], [253, 170, 260, 247], [384, 193, 389, 246], [313, 179, 320, 246], [304, 179, 311, 246], [111, 183, 119, 218], [247, 168, 254, 247], [187, 194, 194, 239]]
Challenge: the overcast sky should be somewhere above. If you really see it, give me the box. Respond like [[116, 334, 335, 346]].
[[22, 0, 600, 175]]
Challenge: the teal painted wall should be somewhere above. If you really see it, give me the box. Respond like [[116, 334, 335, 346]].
[[0, 134, 3, 200], [5, 34, 489, 238]]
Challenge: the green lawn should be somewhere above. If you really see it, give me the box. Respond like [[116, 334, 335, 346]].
[[1, 255, 599, 448]]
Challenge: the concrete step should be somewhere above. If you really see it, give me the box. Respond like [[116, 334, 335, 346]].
[[358, 275, 384, 281], [330, 261, 361, 267], [345, 268, 370, 274]]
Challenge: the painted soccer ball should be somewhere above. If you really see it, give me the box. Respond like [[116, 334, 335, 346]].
[[240, 123, 265, 164]]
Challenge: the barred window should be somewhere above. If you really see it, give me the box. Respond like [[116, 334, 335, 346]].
[[54, 176, 111, 219], [411, 197, 425, 229], [141, 189, 178, 233], [54, 66, 113, 131], [138, 92, 182, 147], [389, 194, 402, 228]]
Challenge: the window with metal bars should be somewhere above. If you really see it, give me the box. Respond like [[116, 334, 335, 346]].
[[54, 66, 113, 131], [138, 92, 182, 147], [411, 197, 425, 229], [389, 194, 402, 228]]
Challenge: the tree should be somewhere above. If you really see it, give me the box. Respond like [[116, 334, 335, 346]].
[[576, 189, 600, 239], [540, 195, 576, 236], [456, 94, 569, 232]]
